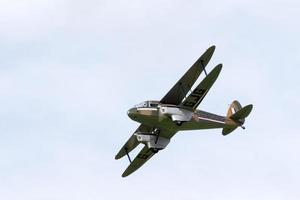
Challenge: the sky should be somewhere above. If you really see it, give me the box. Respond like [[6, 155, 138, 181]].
[[0, 0, 300, 199]]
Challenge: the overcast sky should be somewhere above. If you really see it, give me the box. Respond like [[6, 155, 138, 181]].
[[0, 0, 300, 199]]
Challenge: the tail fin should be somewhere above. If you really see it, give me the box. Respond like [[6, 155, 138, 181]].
[[222, 100, 253, 136], [226, 100, 242, 120]]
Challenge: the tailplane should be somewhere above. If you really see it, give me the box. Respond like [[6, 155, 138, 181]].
[[222, 100, 253, 136]]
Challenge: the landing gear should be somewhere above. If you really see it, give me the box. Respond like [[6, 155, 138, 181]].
[[174, 120, 183, 126], [152, 128, 160, 144]]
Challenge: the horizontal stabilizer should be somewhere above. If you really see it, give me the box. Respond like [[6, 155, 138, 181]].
[[222, 101, 253, 136], [222, 126, 238, 136], [230, 104, 253, 121]]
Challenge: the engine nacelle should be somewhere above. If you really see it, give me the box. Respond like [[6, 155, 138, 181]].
[[159, 106, 193, 122], [135, 133, 170, 150]]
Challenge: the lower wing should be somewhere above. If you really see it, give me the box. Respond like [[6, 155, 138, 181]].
[[122, 145, 156, 177], [117, 127, 176, 177], [115, 124, 152, 160]]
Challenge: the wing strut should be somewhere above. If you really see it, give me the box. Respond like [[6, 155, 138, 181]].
[[179, 59, 208, 101], [200, 59, 208, 76], [125, 148, 132, 163], [160, 45, 215, 105]]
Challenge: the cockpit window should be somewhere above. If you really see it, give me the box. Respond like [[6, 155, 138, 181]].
[[150, 103, 158, 107], [135, 101, 159, 108], [134, 101, 148, 108]]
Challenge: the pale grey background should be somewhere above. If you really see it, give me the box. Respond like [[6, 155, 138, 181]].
[[0, 0, 299, 199]]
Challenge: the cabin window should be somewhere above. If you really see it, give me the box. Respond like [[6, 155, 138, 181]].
[[150, 103, 158, 107]]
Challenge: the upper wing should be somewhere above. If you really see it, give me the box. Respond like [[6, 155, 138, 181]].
[[180, 64, 222, 110], [122, 145, 155, 177], [160, 46, 216, 105], [115, 124, 152, 160]]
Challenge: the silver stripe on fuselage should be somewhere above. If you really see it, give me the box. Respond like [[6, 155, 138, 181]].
[[137, 108, 157, 111], [198, 116, 225, 124]]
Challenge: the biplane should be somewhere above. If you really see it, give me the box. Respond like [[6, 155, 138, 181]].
[[115, 46, 253, 177]]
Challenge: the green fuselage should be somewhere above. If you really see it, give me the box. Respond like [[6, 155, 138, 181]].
[[127, 104, 230, 138]]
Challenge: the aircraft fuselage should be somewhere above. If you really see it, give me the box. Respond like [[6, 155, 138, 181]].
[[127, 101, 234, 138]]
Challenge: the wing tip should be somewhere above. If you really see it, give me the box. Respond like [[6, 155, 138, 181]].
[[246, 104, 254, 110], [115, 149, 126, 160], [204, 45, 216, 59], [122, 167, 132, 178], [209, 45, 216, 51], [211, 63, 223, 75], [115, 151, 126, 160]]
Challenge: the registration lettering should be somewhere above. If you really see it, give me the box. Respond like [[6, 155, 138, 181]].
[[183, 88, 206, 107]]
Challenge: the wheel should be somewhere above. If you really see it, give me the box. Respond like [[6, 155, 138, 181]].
[[175, 120, 182, 126]]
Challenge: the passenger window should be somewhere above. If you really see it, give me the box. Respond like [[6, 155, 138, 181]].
[[150, 103, 158, 107]]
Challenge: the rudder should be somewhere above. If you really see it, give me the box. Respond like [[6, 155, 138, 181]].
[[226, 100, 242, 119]]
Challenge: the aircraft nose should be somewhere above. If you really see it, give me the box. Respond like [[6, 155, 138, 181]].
[[127, 108, 138, 118]]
